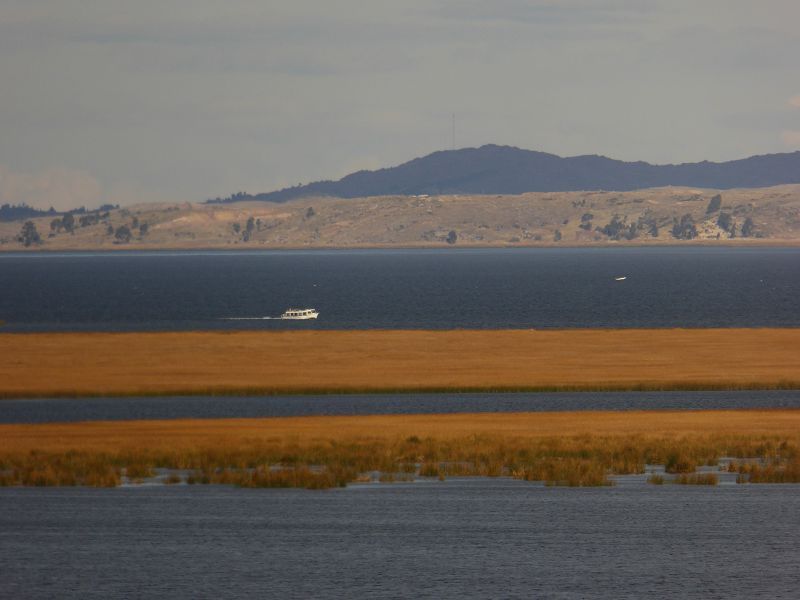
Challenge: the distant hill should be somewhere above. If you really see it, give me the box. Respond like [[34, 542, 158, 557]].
[[0, 204, 57, 222], [0, 203, 119, 222], [209, 144, 800, 204]]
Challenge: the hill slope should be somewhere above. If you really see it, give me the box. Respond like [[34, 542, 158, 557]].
[[6, 185, 800, 250], [212, 145, 800, 203]]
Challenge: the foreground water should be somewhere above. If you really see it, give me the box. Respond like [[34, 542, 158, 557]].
[[1, 481, 798, 599], [2, 247, 800, 331], [3, 389, 800, 423]]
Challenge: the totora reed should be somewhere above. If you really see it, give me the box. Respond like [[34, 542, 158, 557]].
[[1, 328, 800, 398], [3, 410, 800, 488]]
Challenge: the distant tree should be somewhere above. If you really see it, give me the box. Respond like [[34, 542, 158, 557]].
[[139, 222, 149, 236], [61, 212, 75, 233], [553, 229, 562, 242], [625, 222, 637, 240], [599, 216, 626, 240], [106, 224, 114, 235], [256, 218, 262, 231], [50, 218, 62, 232], [17, 221, 42, 247], [79, 214, 99, 227], [706, 194, 722, 214], [740, 217, 755, 237], [306, 206, 315, 219], [671, 214, 697, 240], [717, 212, 733, 233], [446, 230, 457, 245], [0, 203, 51, 222], [242, 217, 255, 242], [639, 215, 659, 237], [131, 216, 139, 229], [114, 225, 132, 243], [232, 222, 241, 234]]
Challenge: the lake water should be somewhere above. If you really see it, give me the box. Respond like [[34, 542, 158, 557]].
[[3, 389, 800, 423], [1, 247, 799, 331], [4, 247, 799, 598], [2, 481, 799, 599]]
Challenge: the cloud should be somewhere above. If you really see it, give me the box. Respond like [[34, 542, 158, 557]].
[[780, 131, 800, 148], [0, 166, 104, 211], [789, 95, 800, 108]]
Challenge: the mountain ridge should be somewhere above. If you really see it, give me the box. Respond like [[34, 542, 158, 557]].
[[209, 144, 800, 203]]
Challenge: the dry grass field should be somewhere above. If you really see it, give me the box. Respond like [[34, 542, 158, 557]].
[[1, 328, 799, 398], [3, 410, 800, 487]]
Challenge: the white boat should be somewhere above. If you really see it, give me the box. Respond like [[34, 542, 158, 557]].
[[614, 276, 627, 281], [281, 308, 319, 320]]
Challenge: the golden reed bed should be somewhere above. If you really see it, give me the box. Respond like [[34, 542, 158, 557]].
[[1, 328, 799, 398], [5, 409, 800, 452], [3, 410, 800, 487]]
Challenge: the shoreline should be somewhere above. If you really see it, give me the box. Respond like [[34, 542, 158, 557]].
[[2, 328, 799, 399], [4, 239, 800, 252], [4, 185, 800, 251], [3, 381, 800, 401], [6, 408, 800, 448]]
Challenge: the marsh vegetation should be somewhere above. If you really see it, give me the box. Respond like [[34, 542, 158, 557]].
[[3, 328, 800, 398], [3, 410, 800, 488]]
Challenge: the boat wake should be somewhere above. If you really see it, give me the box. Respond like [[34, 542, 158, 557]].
[[221, 308, 319, 321], [221, 316, 278, 320]]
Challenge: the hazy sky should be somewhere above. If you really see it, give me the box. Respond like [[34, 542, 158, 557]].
[[1, 1, 800, 209]]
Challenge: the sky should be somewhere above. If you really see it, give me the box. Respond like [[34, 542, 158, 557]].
[[1, 1, 799, 210]]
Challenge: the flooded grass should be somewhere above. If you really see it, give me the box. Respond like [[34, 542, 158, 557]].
[[3, 410, 800, 488], [736, 458, 800, 483]]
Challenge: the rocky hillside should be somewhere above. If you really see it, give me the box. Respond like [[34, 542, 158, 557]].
[[3, 185, 800, 250]]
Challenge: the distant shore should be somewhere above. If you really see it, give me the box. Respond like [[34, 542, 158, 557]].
[[4, 238, 800, 252], [2, 328, 799, 398], [3, 185, 800, 251]]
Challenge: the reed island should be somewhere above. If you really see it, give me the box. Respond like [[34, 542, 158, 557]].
[[3, 327, 800, 488], [2, 328, 799, 398]]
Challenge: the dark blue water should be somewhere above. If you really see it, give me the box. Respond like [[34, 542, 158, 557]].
[[1, 247, 799, 331], [3, 390, 800, 424], [1, 482, 798, 599]]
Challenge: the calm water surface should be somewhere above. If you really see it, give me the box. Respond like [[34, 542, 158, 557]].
[[1, 481, 798, 599], [1, 247, 799, 331], [3, 389, 800, 423]]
